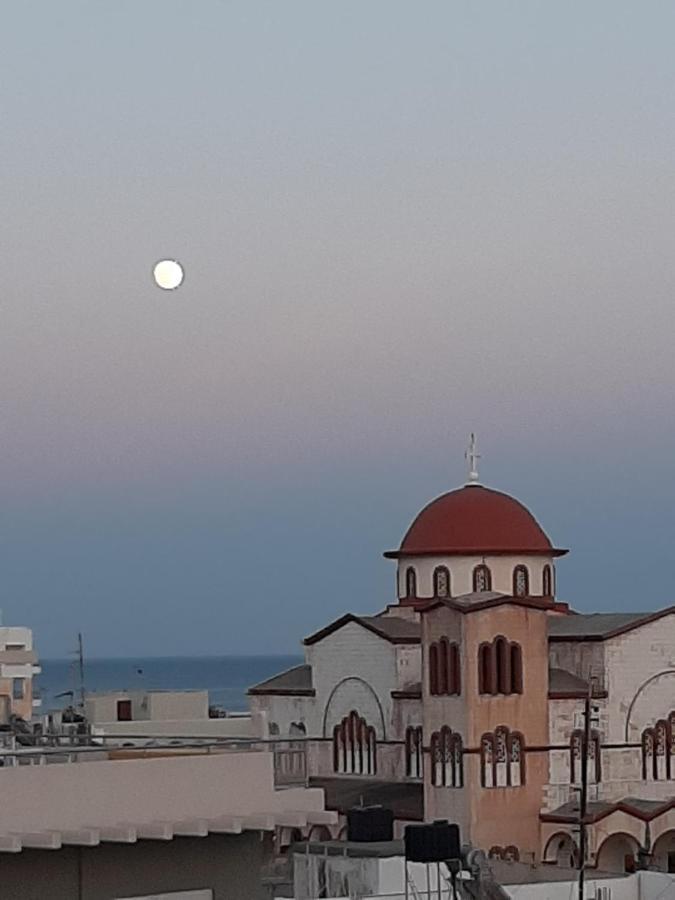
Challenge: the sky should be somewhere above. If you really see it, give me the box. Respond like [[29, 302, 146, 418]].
[[1, 2, 675, 658]]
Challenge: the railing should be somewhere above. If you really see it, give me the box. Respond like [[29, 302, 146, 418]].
[[273, 743, 307, 786], [0, 732, 309, 788]]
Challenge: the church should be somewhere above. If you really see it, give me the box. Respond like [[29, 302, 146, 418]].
[[249, 439, 675, 874]]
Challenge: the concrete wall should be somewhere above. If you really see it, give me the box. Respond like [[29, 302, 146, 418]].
[[397, 554, 555, 600], [0, 833, 269, 900], [249, 692, 316, 738], [91, 715, 259, 740], [0, 750, 326, 834]]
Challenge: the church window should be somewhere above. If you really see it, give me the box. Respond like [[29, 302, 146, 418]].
[[405, 567, 417, 598], [478, 642, 493, 694], [481, 734, 494, 788], [405, 726, 423, 778], [450, 642, 461, 696], [481, 727, 526, 788], [439, 637, 449, 695], [495, 637, 509, 694], [641, 715, 675, 781], [512, 565, 529, 597], [433, 566, 451, 598], [655, 721, 669, 780], [473, 564, 492, 593], [430, 726, 463, 787], [542, 564, 553, 597], [429, 639, 461, 696], [510, 643, 523, 694], [333, 711, 377, 775], [570, 730, 601, 784], [429, 643, 439, 695], [478, 638, 522, 695], [509, 733, 523, 787], [495, 726, 509, 786], [642, 728, 655, 781]]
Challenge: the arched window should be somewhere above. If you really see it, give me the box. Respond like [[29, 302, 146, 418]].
[[333, 711, 377, 775], [473, 564, 492, 593], [405, 726, 423, 778], [495, 637, 509, 695], [433, 566, 451, 598], [429, 643, 439, 695], [542, 564, 553, 597], [570, 730, 601, 785], [495, 726, 509, 786], [655, 720, 670, 781], [404, 567, 417, 598], [510, 643, 523, 694], [512, 565, 529, 597], [642, 728, 655, 781], [481, 733, 495, 788], [478, 638, 522, 695], [478, 642, 493, 694], [450, 643, 461, 696], [482, 727, 526, 788], [429, 639, 461, 696], [439, 637, 449, 695], [431, 726, 463, 787]]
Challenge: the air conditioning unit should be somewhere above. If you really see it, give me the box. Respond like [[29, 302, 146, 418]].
[[592, 887, 612, 900]]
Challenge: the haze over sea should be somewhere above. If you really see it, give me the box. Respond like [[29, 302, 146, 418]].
[[38, 655, 301, 713]]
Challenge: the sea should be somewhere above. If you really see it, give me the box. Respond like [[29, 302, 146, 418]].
[[37, 655, 302, 713]]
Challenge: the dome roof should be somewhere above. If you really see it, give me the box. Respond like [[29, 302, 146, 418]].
[[384, 484, 567, 558]]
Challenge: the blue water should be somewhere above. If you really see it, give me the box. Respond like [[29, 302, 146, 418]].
[[38, 655, 302, 713]]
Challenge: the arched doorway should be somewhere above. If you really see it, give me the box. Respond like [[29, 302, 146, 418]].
[[652, 830, 675, 873], [543, 832, 578, 867], [596, 832, 640, 873], [307, 824, 332, 843]]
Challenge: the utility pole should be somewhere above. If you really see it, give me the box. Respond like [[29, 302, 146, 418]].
[[77, 632, 86, 710], [578, 677, 594, 900]]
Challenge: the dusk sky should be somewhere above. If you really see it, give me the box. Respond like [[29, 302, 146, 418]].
[[2, 2, 675, 658]]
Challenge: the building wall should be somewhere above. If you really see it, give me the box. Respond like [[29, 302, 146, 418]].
[[397, 554, 555, 599], [466, 604, 550, 857], [421, 604, 470, 838], [309, 622, 397, 739], [394, 645, 421, 692], [0, 833, 269, 900], [603, 615, 675, 743], [548, 640, 606, 685], [146, 691, 209, 721], [249, 693, 316, 738]]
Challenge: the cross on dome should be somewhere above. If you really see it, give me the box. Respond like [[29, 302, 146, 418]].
[[465, 433, 481, 484]]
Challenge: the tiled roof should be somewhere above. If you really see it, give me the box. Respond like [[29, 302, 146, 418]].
[[541, 796, 675, 824], [248, 664, 314, 696], [548, 667, 590, 695], [548, 612, 660, 640], [304, 614, 420, 646]]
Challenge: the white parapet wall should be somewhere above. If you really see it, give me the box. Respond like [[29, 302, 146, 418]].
[[0, 748, 332, 842]]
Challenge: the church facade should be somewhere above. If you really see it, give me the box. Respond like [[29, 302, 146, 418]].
[[249, 450, 675, 874]]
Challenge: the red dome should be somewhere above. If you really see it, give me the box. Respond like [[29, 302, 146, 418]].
[[385, 485, 567, 558]]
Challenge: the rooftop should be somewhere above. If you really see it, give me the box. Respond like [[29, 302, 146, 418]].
[[248, 664, 314, 696], [547, 610, 674, 641]]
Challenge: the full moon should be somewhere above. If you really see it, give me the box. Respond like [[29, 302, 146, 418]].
[[153, 259, 184, 290]]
